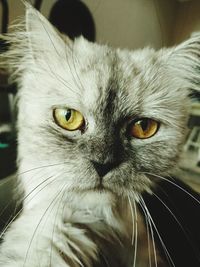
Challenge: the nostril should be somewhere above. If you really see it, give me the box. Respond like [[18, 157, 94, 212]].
[[92, 160, 118, 177]]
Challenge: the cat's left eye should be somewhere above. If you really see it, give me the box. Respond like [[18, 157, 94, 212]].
[[53, 108, 85, 131], [129, 118, 159, 139]]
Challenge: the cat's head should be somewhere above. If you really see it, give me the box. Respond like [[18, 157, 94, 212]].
[[3, 5, 200, 201]]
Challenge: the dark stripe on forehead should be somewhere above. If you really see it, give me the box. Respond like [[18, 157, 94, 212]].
[[104, 85, 117, 116], [93, 50, 125, 127], [103, 52, 120, 118]]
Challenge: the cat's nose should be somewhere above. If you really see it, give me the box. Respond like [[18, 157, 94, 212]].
[[92, 160, 118, 177]]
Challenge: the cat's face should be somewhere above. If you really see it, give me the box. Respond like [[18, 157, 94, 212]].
[[11, 7, 199, 200]]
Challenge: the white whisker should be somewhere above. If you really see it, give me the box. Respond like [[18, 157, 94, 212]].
[[22, 181, 67, 267], [142, 172, 200, 206], [138, 199, 157, 267], [140, 196, 175, 267], [132, 200, 138, 267], [128, 196, 138, 267], [127, 195, 135, 245], [153, 192, 188, 236], [48, 183, 73, 267], [64, 42, 84, 95], [142, 204, 152, 267], [0, 175, 55, 239]]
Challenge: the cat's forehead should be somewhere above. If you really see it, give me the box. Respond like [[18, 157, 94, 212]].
[[24, 37, 184, 126], [70, 41, 170, 117]]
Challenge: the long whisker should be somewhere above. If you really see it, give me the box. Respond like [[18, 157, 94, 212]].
[[139, 196, 175, 267], [127, 195, 135, 245], [0, 175, 55, 238], [1, 162, 71, 236], [48, 183, 70, 267], [0, 166, 65, 231], [33, 187, 65, 267], [127, 196, 138, 267], [37, 9, 83, 97], [64, 42, 84, 96], [153, 192, 188, 235], [29, 10, 80, 95], [0, 179, 16, 218], [138, 199, 157, 267], [71, 45, 86, 93], [43, 59, 78, 95], [143, 208, 152, 267], [0, 176, 15, 186], [132, 200, 138, 267], [99, 252, 111, 267], [16, 161, 69, 177], [142, 172, 200, 206], [22, 181, 67, 267], [152, 191, 200, 263], [31, 63, 78, 96]]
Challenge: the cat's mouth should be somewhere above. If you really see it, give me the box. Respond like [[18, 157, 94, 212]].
[[92, 167, 152, 197], [91, 180, 114, 194], [72, 161, 150, 196], [92, 173, 123, 196]]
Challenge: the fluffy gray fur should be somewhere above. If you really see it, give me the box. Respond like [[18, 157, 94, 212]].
[[0, 4, 200, 267]]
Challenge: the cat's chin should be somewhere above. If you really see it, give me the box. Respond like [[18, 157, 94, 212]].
[[69, 174, 151, 199], [66, 188, 117, 214], [71, 184, 138, 201]]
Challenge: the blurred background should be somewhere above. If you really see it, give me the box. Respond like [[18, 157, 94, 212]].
[[0, 0, 200, 230]]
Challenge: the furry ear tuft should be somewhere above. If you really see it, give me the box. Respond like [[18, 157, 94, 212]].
[[168, 33, 200, 92], [0, 4, 72, 81], [25, 4, 74, 66], [25, 4, 66, 55]]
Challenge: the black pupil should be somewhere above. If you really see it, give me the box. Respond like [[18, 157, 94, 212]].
[[139, 119, 149, 131], [65, 110, 72, 121]]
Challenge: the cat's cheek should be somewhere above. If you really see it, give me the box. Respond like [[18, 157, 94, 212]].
[[128, 124, 185, 172], [48, 117, 83, 140]]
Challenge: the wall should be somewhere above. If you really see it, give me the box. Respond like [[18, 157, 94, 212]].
[[0, 0, 178, 50], [83, 0, 178, 49], [173, 0, 200, 44]]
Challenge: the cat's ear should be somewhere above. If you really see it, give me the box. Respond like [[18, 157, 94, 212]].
[[0, 4, 73, 81], [166, 33, 200, 92], [25, 3, 72, 61]]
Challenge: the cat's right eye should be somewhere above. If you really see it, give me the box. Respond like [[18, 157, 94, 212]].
[[53, 108, 85, 131]]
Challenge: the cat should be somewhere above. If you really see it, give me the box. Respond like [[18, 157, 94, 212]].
[[0, 3, 200, 267]]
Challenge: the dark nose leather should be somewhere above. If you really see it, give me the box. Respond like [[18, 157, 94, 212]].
[[92, 161, 118, 177]]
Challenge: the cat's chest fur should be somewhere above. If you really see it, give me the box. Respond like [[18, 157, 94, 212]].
[[59, 193, 162, 267], [61, 193, 133, 267]]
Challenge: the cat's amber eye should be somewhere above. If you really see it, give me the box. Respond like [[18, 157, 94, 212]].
[[130, 118, 159, 139], [53, 108, 85, 131]]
